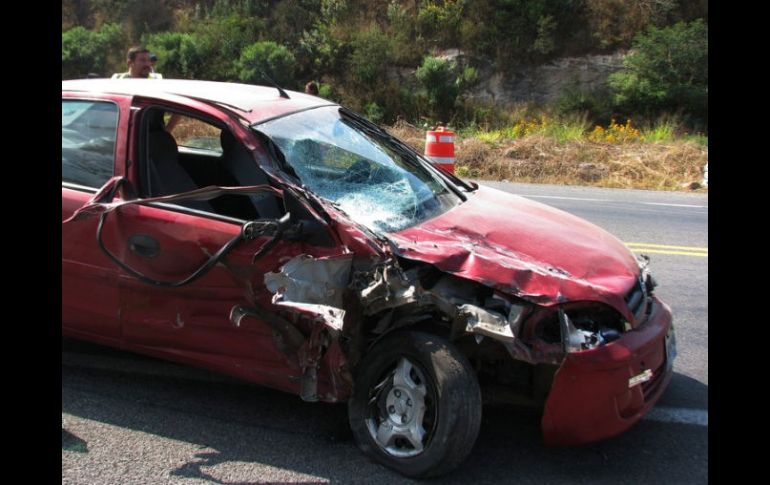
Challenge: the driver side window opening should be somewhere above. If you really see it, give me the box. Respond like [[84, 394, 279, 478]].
[[140, 107, 283, 221]]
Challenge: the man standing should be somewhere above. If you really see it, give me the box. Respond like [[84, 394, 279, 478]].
[[111, 47, 155, 79], [149, 53, 163, 79]]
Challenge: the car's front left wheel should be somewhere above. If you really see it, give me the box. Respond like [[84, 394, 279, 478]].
[[348, 330, 482, 478]]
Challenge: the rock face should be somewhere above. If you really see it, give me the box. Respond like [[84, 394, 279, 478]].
[[385, 50, 627, 107], [466, 52, 627, 105]]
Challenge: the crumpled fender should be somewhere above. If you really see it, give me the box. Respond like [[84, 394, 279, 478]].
[[389, 186, 640, 318], [541, 298, 673, 445]]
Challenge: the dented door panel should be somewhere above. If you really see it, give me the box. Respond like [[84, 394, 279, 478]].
[[110, 201, 350, 395], [63, 81, 680, 475], [63, 187, 124, 341]]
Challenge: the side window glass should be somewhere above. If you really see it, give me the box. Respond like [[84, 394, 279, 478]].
[[62, 100, 118, 188], [166, 114, 222, 153]]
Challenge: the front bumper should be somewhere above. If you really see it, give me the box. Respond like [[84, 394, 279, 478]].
[[541, 296, 674, 446]]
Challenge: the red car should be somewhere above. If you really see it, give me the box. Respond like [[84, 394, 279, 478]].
[[62, 79, 676, 478]]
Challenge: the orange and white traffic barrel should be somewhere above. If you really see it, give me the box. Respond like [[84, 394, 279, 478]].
[[425, 126, 455, 174]]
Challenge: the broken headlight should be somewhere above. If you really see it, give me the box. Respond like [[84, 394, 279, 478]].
[[528, 303, 626, 353]]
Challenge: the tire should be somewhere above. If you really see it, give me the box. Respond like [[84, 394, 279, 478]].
[[348, 331, 482, 478]]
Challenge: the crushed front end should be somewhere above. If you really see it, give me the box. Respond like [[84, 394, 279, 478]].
[[540, 295, 675, 445]]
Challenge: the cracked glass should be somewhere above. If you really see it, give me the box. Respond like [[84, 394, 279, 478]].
[[256, 107, 461, 233]]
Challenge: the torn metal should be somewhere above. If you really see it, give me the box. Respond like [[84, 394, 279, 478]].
[[263, 254, 354, 331], [387, 185, 643, 324], [460, 304, 513, 341], [264, 254, 353, 308], [72, 181, 639, 406]]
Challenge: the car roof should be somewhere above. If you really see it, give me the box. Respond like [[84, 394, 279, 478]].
[[62, 79, 336, 124]]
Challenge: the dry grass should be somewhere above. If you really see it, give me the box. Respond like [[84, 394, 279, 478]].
[[388, 119, 428, 152], [387, 122, 708, 191]]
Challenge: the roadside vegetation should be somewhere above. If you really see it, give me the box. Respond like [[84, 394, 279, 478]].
[[389, 115, 707, 191], [63, 0, 708, 191]]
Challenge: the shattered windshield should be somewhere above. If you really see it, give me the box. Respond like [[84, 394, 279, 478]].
[[255, 106, 461, 233]]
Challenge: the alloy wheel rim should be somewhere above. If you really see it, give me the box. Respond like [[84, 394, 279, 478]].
[[365, 357, 436, 458]]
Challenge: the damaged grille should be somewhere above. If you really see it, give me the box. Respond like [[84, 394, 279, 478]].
[[625, 278, 649, 322]]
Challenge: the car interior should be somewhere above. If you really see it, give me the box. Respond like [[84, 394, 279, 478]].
[[141, 107, 283, 221]]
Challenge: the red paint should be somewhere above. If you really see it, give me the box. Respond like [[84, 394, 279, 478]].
[[63, 79, 330, 125], [63, 80, 674, 448], [391, 186, 639, 320], [542, 298, 673, 445]]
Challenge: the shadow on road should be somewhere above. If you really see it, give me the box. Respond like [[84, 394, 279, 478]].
[[62, 339, 707, 484]]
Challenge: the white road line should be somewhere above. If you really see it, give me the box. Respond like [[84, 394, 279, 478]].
[[523, 195, 707, 209], [524, 195, 607, 202], [643, 202, 708, 209], [643, 406, 708, 427]]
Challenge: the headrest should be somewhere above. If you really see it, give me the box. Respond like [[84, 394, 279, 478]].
[[220, 129, 236, 152]]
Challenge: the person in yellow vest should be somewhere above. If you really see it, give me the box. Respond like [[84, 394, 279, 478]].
[[111, 47, 160, 79]]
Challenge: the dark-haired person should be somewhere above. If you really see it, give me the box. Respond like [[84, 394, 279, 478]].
[[111, 47, 157, 79], [305, 81, 319, 95]]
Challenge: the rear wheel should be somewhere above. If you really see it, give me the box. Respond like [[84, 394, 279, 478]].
[[348, 331, 482, 478]]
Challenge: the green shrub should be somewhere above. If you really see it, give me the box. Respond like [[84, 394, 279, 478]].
[[364, 102, 385, 124], [556, 86, 613, 125], [348, 27, 392, 87], [532, 14, 558, 55], [297, 22, 346, 77], [585, 0, 677, 49], [318, 83, 334, 100], [237, 41, 297, 87], [143, 31, 211, 79], [62, 23, 124, 79], [416, 56, 460, 123], [417, 0, 466, 47], [608, 20, 708, 128], [193, 14, 266, 80]]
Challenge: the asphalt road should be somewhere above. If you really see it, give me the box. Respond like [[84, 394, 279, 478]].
[[62, 182, 708, 484]]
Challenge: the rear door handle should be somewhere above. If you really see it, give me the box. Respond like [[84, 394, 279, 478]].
[[128, 234, 160, 259]]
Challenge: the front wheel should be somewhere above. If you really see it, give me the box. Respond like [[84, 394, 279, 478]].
[[348, 331, 482, 478]]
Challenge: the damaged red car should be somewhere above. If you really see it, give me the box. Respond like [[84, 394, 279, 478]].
[[62, 79, 677, 478]]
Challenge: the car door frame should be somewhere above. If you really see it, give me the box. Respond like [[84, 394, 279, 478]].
[[62, 92, 133, 344], [111, 96, 349, 396]]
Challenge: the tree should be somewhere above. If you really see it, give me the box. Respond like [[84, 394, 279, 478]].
[[415, 56, 477, 123], [585, 0, 678, 48], [143, 32, 211, 79], [608, 19, 708, 127], [237, 41, 297, 87], [62, 23, 124, 79], [348, 27, 392, 87]]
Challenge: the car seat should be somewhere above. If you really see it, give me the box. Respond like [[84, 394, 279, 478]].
[[219, 129, 282, 219], [146, 111, 213, 212]]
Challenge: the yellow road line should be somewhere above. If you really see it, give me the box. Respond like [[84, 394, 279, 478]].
[[625, 242, 708, 252]]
